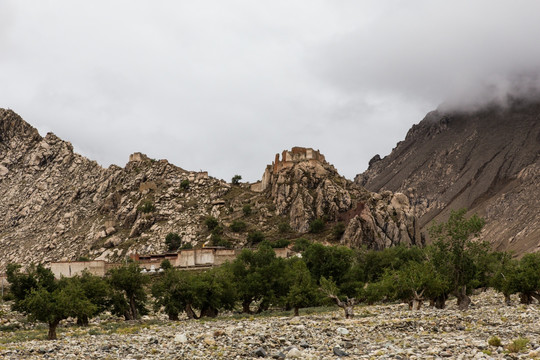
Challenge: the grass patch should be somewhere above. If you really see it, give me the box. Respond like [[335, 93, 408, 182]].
[[506, 337, 529, 353], [488, 335, 502, 347], [0, 328, 48, 344]]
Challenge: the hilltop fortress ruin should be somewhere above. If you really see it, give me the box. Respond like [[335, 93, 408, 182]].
[[252, 147, 327, 192]]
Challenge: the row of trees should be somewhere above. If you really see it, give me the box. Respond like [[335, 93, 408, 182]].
[[6, 262, 149, 339], [5, 209, 540, 339]]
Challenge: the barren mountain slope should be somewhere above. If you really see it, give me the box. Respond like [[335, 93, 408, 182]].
[[356, 100, 540, 254], [0, 109, 421, 270]]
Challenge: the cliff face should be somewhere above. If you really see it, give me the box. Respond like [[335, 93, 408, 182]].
[[356, 100, 540, 254], [0, 109, 422, 270]]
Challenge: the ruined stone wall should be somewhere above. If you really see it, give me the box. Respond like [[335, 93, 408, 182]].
[[255, 147, 326, 192], [49, 260, 108, 278]]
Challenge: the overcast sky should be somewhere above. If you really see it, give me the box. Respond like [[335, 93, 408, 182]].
[[2, 1, 540, 182]]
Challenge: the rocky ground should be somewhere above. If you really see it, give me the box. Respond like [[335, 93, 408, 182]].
[[1, 290, 539, 359]]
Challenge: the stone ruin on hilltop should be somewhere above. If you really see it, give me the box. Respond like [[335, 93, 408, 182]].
[[252, 147, 327, 192]]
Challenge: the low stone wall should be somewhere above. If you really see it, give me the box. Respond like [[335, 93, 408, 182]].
[[49, 248, 292, 278], [49, 260, 109, 278]]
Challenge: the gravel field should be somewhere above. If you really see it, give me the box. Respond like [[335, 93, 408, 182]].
[[1, 290, 539, 359]]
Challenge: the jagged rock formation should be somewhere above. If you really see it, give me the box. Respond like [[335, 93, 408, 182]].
[[356, 100, 540, 255], [255, 147, 421, 249], [0, 109, 421, 270]]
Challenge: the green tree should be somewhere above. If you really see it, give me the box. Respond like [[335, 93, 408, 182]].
[[332, 222, 346, 240], [303, 243, 354, 286], [489, 252, 518, 305], [180, 179, 190, 190], [151, 268, 189, 320], [242, 204, 252, 217], [165, 232, 182, 251], [7, 265, 96, 340], [137, 200, 155, 213], [210, 233, 232, 248], [320, 276, 358, 319], [108, 263, 149, 320], [247, 230, 265, 245], [512, 253, 540, 304], [270, 238, 291, 248], [190, 266, 237, 318], [22, 280, 96, 339], [286, 259, 319, 316], [428, 208, 486, 310], [70, 272, 110, 326], [231, 244, 287, 313], [278, 221, 291, 234], [229, 220, 247, 233], [6, 263, 56, 312], [308, 218, 325, 234], [232, 175, 242, 185], [379, 261, 447, 310], [204, 216, 219, 231], [292, 238, 312, 252]]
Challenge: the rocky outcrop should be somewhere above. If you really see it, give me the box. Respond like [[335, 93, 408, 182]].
[[260, 147, 421, 249], [356, 99, 540, 254], [0, 109, 235, 270]]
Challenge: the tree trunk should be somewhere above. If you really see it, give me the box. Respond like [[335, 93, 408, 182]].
[[129, 296, 138, 320], [411, 298, 422, 311], [334, 297, 356, 319], [48, 319, 59, 340], [343, 305, 355, 319], [200, 306, 218, 318], [256, 300, 269, 314], [242, 299, 252, 314], [168, 312, 179, 321], [456, 286, 471, 311], [185, 304, 199, 319], [294, 307, 299, 316], [77, 315, 89, 326], [520, 293, 532, 305], [433, 294, 447, 309], [504, 293, 512, 306], [410, 290, 424, 311]]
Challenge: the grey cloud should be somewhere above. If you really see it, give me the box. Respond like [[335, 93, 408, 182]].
[[312, 1, 540, 109], [1, 1, 539, 182]]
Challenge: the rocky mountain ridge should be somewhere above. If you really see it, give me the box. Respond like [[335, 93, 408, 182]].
[[356, 100, 540, 254], [0, 109, 420, 270]]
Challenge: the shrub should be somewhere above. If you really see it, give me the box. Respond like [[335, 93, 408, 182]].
[[230, 220, 247, 233], [165, 232, 182, 251], [506, 337, 529, 353], [292, 238, 312, 252], [160, 259, 172, 270], [180, 179, 190, 190], [232, 175, 242, 185], [309, 219, 325, 234], [488, 336, 502, 347], [211, 234, 232, 248], [278, 222, 291, 233], [242, 204, 252, 217], [138, 200, 155, 213], [180, 242, 193, 250], [270, 238, 291, 248], [204, 216, 219, 231], [332, 222, 346, 240], [247, 231, 265, 245]]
